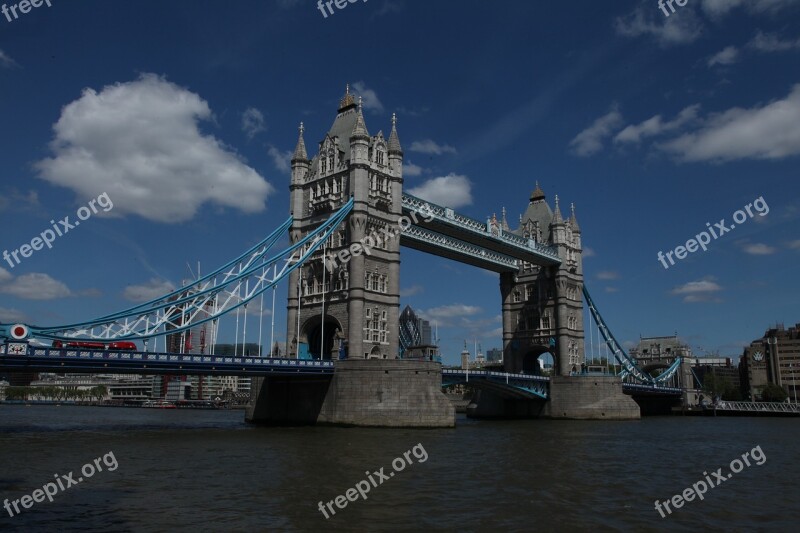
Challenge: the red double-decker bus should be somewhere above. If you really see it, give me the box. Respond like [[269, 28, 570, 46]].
[[52, 340, 137, 351]]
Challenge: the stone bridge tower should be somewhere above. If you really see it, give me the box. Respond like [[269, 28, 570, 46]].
[[285, 86, 403, 361], [500, 183, 585, 376]]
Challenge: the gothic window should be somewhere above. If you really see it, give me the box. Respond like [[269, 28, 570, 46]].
[[526, 284, 534, 300], [541, 314, 551, 330], [377, 150, 385, 166], [372, 272, 379, 291], [513, 291, 521, 303], [547, 288, 554, 300], [365, 272, 372, 289], [366, 308, 371, 318]]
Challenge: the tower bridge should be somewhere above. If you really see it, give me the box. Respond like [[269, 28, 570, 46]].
[[0, 86, 683, 427]]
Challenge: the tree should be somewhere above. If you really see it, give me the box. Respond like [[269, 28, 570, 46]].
[[758, 383, 788, 402], [92, 385, 108, 402]]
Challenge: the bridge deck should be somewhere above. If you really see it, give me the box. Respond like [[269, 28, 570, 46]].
[[0, 347, 335, 377], [402, 193, 561, 266]]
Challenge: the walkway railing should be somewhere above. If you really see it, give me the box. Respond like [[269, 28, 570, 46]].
[[402, 193, 561, 262], [711, 401, 800, 414]]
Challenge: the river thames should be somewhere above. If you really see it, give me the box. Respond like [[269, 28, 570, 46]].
[[0, 405, 797, 531]]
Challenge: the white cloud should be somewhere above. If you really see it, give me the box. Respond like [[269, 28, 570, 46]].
[[267, 144, 292, 174], [596, 271, 620, 280], [605, 287, 619, 293], [0, 268, 12, 283], [409, 139, 457, 155], [0, 189, 41, 213], [0, 273, 72, 300], [615, 5, 703, 46], [583, 247, 596, 258], [35, 74, 273, 224], [122, 278, 176, 303], [660, 84, 800, 162], [400, 285, 424, 297], [702, 0, 800, 17], [351, 81, 384, 114], [0, 307, 28, 322], [707, 46, 740, 67], [749, 30, 800, 52], [615, 105, 700, 144], [407, 174, 472, 208], [420, 304, 482, 321], [671, 279, 722, 303], [403, 160, 424, 177], [742, 243, 777, 255], [241, 107, 266, 139], [570, 107, 623, 156], [0, 49, 17, 68], [788, 239, 800, 250]]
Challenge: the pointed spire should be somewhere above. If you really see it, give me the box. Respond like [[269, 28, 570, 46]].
[[570, 203, 581, 233], [292, 122, 308, 162], [552, 194, 564, 224], [351, 97, 370, 139], [388, 112, 403, 155], [501, 207, 509, 231], [338, 83, 356, 112], [531, 181, 545, 202]]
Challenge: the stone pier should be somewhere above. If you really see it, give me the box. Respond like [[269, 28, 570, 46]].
[[543, 376, 640, 420], [246, 359, 455, 427]]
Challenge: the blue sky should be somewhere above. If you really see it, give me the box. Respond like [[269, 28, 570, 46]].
[[1, 0, 799, 365]]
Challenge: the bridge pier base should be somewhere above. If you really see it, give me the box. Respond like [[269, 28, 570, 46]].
[[466, 389, 546, 419], [544, 376, 640, 420], [246, 360, 455, 427]]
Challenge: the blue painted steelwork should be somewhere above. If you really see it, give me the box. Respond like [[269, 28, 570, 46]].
[[402, 193, 561, 263], [441, 369, 550, 399], [0, 345, 334, 376], [583, 286, 681, 385], [622, 382, 682, 396], [0, 199, 354, 344]]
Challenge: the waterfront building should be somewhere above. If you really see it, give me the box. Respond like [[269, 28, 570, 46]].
[[629, 335, 692, 362], [486, 348, 503, 363], [460, 342, 470, 370], [741, 323, 800, 401]]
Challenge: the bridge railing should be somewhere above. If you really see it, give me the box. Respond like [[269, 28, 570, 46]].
[[402, 193, 561, 261], [11, 347, 336, 370], [442, 369, 550, 382], [622, 382, 683, 395], [713, 401, 800, 413]]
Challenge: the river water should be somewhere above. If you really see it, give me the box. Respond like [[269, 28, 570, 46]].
[[0, 405, 797, 532]]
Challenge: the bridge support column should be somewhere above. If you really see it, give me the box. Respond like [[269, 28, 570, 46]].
[[246, 360, 455, 427], [544, 376, 640, 420], [466, 389, 546, 419]]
